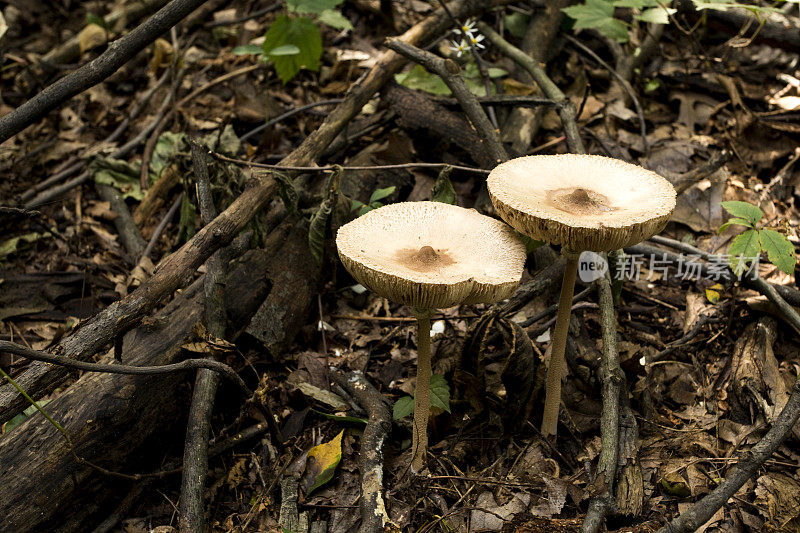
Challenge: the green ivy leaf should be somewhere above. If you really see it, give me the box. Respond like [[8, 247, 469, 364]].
[[721, 201, 763, 227], [719, 217, 753, 233], [432, 167, 457, 205], [758, 228, 797, 275], [563, 0, 630, 42], [263, 15, 322, 83], [318, 9, 353, 30], [369, 186, 395, 204], [232, 44, 264, 56], [287, 0, 343, 15], [393, 396, 414, 420], [430, 374, 451, 414], [728, 228, 760, 275]]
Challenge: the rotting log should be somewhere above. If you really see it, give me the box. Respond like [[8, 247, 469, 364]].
[[0, 217, 319, 532]]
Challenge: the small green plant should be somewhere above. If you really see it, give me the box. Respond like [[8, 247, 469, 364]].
[[233, 0, 352, 83], [720, 200, 797, 276], [350, 186, 395, 216], [393, 373, 451, 420], [562, 0, 781, 43]]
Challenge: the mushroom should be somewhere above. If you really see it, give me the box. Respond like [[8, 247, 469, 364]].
[[336, 201, 526, 471], [487, 154, 676, 438]]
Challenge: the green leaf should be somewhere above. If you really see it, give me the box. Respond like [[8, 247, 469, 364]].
[[430, 374, 451, 413], [267, 44, 301, 56], [287, 0, 343, 15], [151, 131, 187, 176], [2, 401, 50, 434], [350, 198, 365, 212], [89, 157, 143, 200], [613, 0, 656, 8], [86, 13, 108, 30], [318, 9, 353, 30], [728, 229, 760, 275], [758, 229, 797, 275], [393, 396, 414, 420], [274, 172, 298, 213], [634, 7, 675, 23], [563, 0, 630, 42], [395, 64, 451, 95], [0, 232, 50, 261], [521, 235, 545, 254], [721, 201, 763, 226], [432, 169, 457, 205], [263, 15, 322, 83], [369, 186, 395, 204], [504, 12, 531, 38], [232, 44, 263, 56], [719, 217, 753, 233], [358, 204, 372, 216], [306, 430, 344, 493]]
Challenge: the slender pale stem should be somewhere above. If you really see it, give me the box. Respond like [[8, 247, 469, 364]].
[[541, 250, 580, 438], [411, 308, 433, 472]]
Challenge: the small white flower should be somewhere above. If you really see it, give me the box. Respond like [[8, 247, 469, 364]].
[[450, 39, 469, 57], [469, 33, 485, 50], [452, 18, 478, 38]]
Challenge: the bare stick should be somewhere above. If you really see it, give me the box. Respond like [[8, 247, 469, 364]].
[[179, 142, 225, 533], [0, 0, 210, 143]]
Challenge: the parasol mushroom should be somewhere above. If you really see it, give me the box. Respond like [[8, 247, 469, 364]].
[[336, 201, 526, 472], [487, 154, 676, 438]]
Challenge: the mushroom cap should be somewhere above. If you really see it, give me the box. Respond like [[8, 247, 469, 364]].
[[487, 154, 676, 252], [336, 201, 526, 310]]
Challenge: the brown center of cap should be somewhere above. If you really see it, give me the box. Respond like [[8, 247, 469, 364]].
[[546, 187, 617, 216], [396, 245, 456, 272]]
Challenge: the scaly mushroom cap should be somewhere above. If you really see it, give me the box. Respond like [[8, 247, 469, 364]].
[[487, 154, 677, 252], [336, 201, 526, 309]]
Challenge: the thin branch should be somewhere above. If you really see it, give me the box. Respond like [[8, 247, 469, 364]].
[[210, 152, 490, 174], [0, 0, 210, 143], [0, 340, 251, 397], [564, 35, 649, 155]]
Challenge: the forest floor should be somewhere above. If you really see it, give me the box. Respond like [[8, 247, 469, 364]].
[[1, 0, 800, 532]]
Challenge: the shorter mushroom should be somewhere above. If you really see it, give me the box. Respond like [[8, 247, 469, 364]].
[[336, 201, 526, 472], [488, 154, 676, 438]]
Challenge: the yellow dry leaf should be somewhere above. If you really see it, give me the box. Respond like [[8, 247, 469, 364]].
[[304, 430, 344, 494], [705, 283, 724, 304], [78, 24, 107, 54]]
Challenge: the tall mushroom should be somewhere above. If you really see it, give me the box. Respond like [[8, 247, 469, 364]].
[[487, 154, 676, 438], [336, 201, 526, 472]]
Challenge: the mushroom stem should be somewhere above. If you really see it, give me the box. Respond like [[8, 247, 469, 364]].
[[541, 250, 580, 438], [411, 308, 433, 472]]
